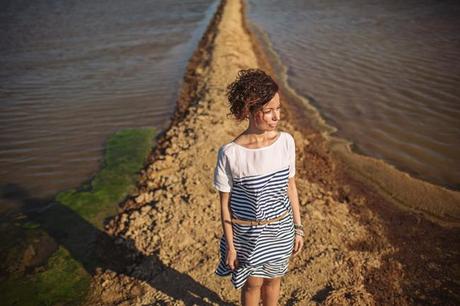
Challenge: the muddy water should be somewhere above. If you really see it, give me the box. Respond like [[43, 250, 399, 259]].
[[0, 0, 218, 214], [246, 0, 460, 191]]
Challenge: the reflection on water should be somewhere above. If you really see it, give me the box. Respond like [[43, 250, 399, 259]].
[[0, 0, 217, 213], [247, 0, 460, 190]]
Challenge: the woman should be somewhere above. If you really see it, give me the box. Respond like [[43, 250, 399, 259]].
[[213, 68, 304, 305]]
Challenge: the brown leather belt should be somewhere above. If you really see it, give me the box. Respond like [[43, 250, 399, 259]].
[[231, 211, 289, 226]]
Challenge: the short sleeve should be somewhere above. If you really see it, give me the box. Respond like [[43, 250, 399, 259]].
[[288, 134, 296, 178], [213, 146, 233, 192]]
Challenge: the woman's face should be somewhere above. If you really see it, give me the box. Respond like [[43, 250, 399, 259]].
[[250, 92, 281, 131]]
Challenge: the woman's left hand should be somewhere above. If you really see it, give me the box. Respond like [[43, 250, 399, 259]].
[[292, 234, 304, 256]]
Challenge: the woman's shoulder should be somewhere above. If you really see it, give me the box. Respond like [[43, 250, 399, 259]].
[[277, 131, 294, 148], [279, 130, 293, 139], [280, 130, 294, 144], [217, 141, 236, 158]]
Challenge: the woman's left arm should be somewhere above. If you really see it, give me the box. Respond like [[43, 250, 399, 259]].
[[288, 176, 304, 256]]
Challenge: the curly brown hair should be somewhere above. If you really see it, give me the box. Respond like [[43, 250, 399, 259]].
[[226, 68, 279, 121]]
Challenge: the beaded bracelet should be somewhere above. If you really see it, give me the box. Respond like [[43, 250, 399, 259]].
[[295, 228, 305, 237], [294, 223, 303, 229]]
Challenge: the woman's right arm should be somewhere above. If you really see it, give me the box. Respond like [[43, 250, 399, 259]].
[[219, 191, 238, 270]]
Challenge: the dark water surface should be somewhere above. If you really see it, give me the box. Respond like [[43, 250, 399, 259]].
[[0, 0, 218, 213], [246, 0, 460, 190]]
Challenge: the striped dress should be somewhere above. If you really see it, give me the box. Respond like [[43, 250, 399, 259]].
[[213, 131, 296, 289]]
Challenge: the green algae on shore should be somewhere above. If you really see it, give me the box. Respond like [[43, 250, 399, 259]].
[[56, 128, 157, 227], [0, 128, 156, 306], [0, 246, 89, 306]]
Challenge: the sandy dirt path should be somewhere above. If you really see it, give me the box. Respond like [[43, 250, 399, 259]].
[[86, 0, 460, 305]]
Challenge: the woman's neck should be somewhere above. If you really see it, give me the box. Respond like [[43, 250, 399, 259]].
[[241, 122, 277, 143]]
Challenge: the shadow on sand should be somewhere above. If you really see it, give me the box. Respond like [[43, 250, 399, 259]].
[[1, 183, 234, 305]]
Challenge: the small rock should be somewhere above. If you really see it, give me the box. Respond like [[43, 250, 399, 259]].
[[135, 193, 145, 204], [141, 205, 152, 214]]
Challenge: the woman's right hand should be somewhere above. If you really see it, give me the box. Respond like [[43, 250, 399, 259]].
[[226, 247, 239, 270]]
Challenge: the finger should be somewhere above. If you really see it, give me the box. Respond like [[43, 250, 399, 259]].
[[226, 259, 233, 270], [293, 241, 301, 256], [295, 240, 304, 255], [292, 241, 298, 254]]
